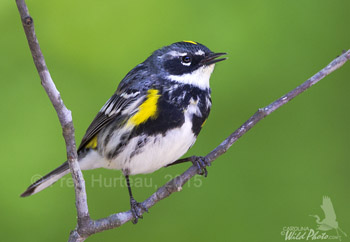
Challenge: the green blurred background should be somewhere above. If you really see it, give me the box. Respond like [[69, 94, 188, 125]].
[[1, 0, 350, 241]]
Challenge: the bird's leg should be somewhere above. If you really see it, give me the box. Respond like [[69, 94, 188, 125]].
[[125, 175, 148, 224], [166, 156, 211, 177]]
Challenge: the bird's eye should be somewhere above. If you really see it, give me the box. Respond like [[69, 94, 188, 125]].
[[181, 56, 192, 65]]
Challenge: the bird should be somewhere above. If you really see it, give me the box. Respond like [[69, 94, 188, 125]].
[[310, 196, 347, 240], [21, 41, 227, 223]]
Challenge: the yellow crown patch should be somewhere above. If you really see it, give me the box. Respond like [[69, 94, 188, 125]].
[[183, 40, 197, 45]]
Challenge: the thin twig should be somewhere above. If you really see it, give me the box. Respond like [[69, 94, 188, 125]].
[[16, 0, 350, 241]]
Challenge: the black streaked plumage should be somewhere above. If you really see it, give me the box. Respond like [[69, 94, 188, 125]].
[[21, 41, 226, 224]]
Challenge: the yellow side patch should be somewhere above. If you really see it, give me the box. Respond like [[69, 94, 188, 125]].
[[86, 135, 98, 149], [183, 40, 197, 45], [201, 119, 207, 128], [127, 89, 160, 126]]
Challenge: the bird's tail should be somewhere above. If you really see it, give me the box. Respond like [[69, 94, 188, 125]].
[[20, 161, 70, 197]]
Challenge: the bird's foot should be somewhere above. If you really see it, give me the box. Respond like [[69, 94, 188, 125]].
[[190, 156, 210, 177], [130, 197, 148, 224]]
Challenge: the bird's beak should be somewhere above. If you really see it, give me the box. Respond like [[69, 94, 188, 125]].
[[201, 52, 227, 66]]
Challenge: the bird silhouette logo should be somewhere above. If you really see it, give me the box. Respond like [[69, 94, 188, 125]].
[[310, 196, 347, 241]]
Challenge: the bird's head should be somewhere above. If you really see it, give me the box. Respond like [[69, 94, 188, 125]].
[[149, 41, 227, 89]]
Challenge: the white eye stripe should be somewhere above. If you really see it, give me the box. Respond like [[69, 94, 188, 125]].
[[168, 51, 188, 57], [181, 61, 191, 66], [195, 50, 205, 55]]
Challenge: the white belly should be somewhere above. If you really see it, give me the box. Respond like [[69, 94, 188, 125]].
[[106, 115, 196, 175], [78, 100, 201, 175]]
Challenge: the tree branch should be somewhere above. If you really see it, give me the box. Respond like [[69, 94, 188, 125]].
[[16, 0, 350, 241], [15, 0, 91, 234], [71, 50, 350, 237]]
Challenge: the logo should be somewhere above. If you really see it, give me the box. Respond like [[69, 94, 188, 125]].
[[281, 196, 347, 241]]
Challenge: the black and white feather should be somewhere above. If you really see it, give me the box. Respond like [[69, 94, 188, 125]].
[[21, 41, 226, 197]]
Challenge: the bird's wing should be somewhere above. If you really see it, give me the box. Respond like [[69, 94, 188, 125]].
[[77, 90, 143, 152], [321, 196, 337, 221], [78, 62, 156, 152]]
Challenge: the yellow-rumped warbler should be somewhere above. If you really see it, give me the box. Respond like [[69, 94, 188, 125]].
[[21, 41, 226, 223]]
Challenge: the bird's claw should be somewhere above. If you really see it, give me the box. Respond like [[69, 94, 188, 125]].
[[130, 198, 148, 224], [191, 156, 210, 177]]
